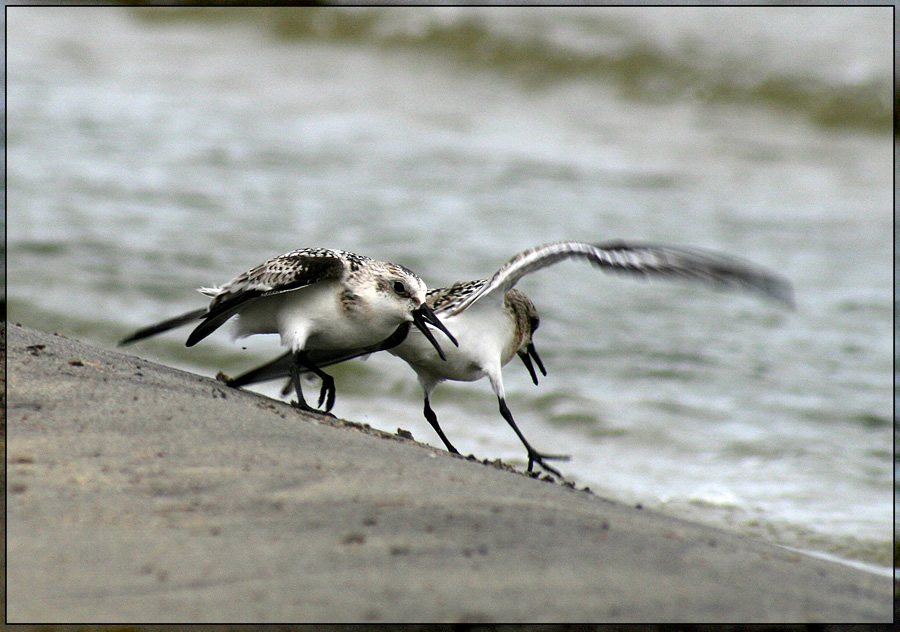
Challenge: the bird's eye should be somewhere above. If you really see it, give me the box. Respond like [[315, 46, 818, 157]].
[[393, 281, 409, 296]]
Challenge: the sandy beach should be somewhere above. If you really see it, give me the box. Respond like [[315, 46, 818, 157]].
[[5, 323, 891, 622]]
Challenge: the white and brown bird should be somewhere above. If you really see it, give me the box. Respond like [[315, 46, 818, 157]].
[[226, 241, 795, 476], [119, 247, 457, 413]]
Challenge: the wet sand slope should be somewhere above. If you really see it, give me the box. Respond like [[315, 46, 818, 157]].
[[5, 324, 891, 622]]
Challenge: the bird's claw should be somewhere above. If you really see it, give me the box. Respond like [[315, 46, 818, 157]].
[[316, 376, 336, 413], [291, 399, 336, 418], [526, 451, 571, 478]]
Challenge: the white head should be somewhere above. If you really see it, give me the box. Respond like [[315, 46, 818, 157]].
[[349, 261, 458, 360], [344, 262, 426, 319]]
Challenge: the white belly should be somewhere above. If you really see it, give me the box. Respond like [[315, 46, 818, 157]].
[[392, 306, 516, 383], [233, 283, 409, 352]]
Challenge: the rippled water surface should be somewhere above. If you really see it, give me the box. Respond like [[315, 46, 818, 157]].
[[6, 7, 893, 572]]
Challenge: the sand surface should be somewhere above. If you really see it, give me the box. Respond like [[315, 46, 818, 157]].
[[5, 323, 891, 622]]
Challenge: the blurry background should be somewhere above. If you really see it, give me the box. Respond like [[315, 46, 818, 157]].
[[6, 7, 892, 574]]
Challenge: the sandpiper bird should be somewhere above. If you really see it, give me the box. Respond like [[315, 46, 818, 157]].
[[119, 247, 458, 413], [225, 240, 794, 476]]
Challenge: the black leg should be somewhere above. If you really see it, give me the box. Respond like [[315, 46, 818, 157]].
[[289, 359, 312, 412], [423, 395, 460, 455], [290, 352, 337, 414], [497, 397, 569, 477]]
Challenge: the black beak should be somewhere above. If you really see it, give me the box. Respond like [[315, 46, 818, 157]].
[[518, 342, 547, 386], [411, 303, 458, 361]]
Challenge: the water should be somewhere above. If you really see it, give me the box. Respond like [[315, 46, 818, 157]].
[[6, 7, 892, 573]]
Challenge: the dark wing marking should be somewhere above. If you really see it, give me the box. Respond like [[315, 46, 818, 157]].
[[224, 352, 293, 389], [185, 250, 349, 347], [225, 322, 412, 391], [427, 280, 487, 314]]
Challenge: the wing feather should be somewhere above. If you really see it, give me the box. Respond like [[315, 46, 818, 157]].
[[444, 240, 794, 316], [186, 249, 351, 347], [225, 322, 412, 390]]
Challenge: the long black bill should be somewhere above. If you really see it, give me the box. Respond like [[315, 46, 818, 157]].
[[518, 342, 547, 386], [411, 303, 459, 361]]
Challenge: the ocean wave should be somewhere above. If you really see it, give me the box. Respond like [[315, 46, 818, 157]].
[[133, 7, 892, 134]]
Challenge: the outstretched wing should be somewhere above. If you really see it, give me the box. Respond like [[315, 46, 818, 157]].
[[223, 351, 293, 390], [444, 240, 794, 317], [185, 249, 353, 347], [225, 321, 412, 391]]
